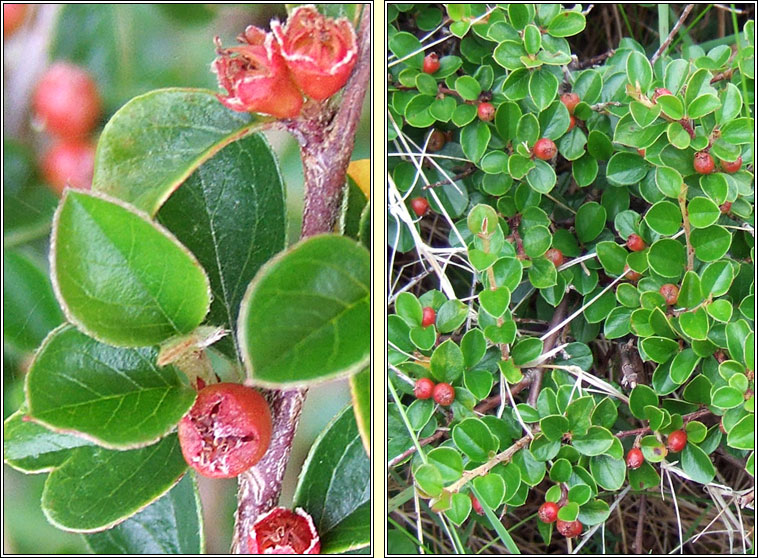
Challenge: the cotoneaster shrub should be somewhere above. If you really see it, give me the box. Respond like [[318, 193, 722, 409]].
[[4, 4, 370, 555], [388, 4, 754, 554]]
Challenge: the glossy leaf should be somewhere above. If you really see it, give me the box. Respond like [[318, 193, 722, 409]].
[[293, 406, 370, 554], [52, 190, 211, 347], [349, 367, 371, 455], [238, 235, 370, 386]]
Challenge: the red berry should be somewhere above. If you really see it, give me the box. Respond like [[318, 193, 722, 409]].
[[470, 493, 484, 515], [423, 52, 440, 74], [626, 447, 644, 469], [477, 102, 495, 122], [560, 92, 580, 114], [410, 197, 429, 217], [41, 139, 96, 194], [3, 4, 28, 37], [720, 201, 732, 214], [652, 87, 672, 102], [624, 265, 642, 282], [533, 138, 557, 160], [720, 156, 742, 173], [432, 382, 455, 406], [567, 115, 577, 131], [33, 62, 102, 139], [414, 377, 435, 400], [271, 5, 357, 101], [557, 519, 583, 538], [693, 152, 715, 174], [247, 507, 320, 554], [178, 383, 272, 478], [637, 148, 646, 157], [421, 306, 436, 328], [659, 283, 679, 306], [626, 233, 646, 252], [667, 429, 688, 452], [545, 248, 564, 268], [538, 501, 560, 524], [428, 129, 447, 152]]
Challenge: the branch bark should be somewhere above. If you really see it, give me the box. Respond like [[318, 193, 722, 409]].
[[231, 6, 370, 553]]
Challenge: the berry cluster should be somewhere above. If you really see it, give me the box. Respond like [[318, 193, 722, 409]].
[[538, 502, 583, 538], [414, 377, 456, 406], [33, 62, 101, 194]]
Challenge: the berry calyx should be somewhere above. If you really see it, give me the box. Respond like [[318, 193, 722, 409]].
[[410, 197, 429, 217], [421, 306, 436, 328], [538, 501, 560, 523], [626, 233, 646, 252], [178, 382, 272, 478], [567, 115, 577, 131], [432, 382, 455, 406], [667, 429, 688, 452], [693, 151, 715, 174], [477, 102, 495, 122], [533, 138, 557, 160], [33, 62, 102, 139], [720, 201, 732, 214], [423, 52, 440, 74], [557, 519, 583, 538], [4, 4, 28, 37], [651, 87, 672, 102], [626, 447, 644, 469], [545, 248, 564, 268], [414, 377, 435, 400], [41, 139, 96, 194], [247, 507, 320, 554], [637, 148, 646, 157], [720, 156, 742, 173], [428, 129, 446, 152], [560, 92, 580, 114], [659, 283, 679, 306], [271, 5, 357, 101], [470, 493, 484, 515]]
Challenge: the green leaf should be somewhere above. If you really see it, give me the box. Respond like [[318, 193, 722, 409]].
[[679, 308, 709, 340], [464, 369, 494, 401], [452, 417, 497, 462], [657, 95, 684, 120], [460, 120, 491, 163], [712, 386, 745, 409], [640, 337, 679, 364], [540, 415, 570, 442], [26, 325, 195, 449], [547, 10, 586, 37], [479, 287, 511, 318], [3, 410, 93, 473], [455, 75, 482, 101], [589, 454, 625, 490], [583, 288, 616, 324], [575, 202, 606, 243], [512, 337, 544, 366], [667, 121, 691, 149], [529, 69, 559, 112], [606, 152, 650, 185], [572, 426, 614, 456], [436, 299, 468, 333], [527, 159, 557, 194], [680, 443, 716, 484], [655, 166, 684, 198], [157, 133, 285, 358], [727, 415, 754, 450], [558, 127, 588, 161], [687, 94, 721, 119], [3, 250, 64, 353], [691, 225, 731, 262], [701, 261, 734, 296], [473, 474, 506, 508], [670, 349, 701, 384], [84, 474, 202, 554], [430, 339, 464, 383], [629, 385, 658, 419], [395, 293, 423, 327], [647, 238, 686, 279], [349, 367, 371, 455], [52, 190, 211, 347], [596, 242, 627, 276], [42, 435, 187, 532], [687, 197, 720, 229], [293, 406, 370, 554], [626, 51, 653, 90], [720, 117, 753, 144], [94, 89, 263, 215], [645, 201, 682, 236], [238, 235, 369, 386]]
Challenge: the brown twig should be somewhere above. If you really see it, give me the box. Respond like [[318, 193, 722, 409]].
[[231, 6, 370, 553], [651, 4, 695, 64], [634, 495, 647, 555], [422, 164, 477, 189], [615, 408, 713, 439], [527, 297, 569, 406]]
